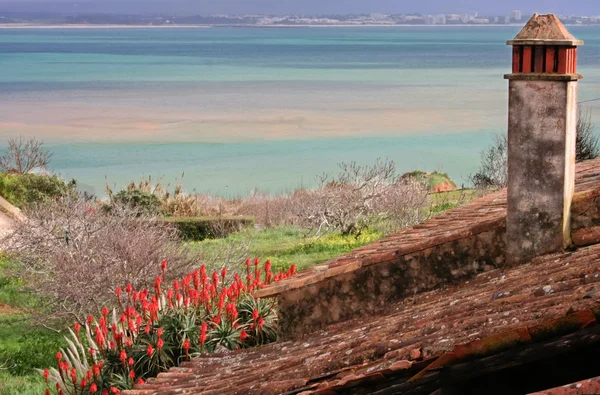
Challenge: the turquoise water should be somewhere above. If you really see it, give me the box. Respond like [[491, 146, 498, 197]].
[[1, 26, 600, 196]]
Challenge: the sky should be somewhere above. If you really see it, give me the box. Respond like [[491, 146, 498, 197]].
[[0, 0, 597, 16]]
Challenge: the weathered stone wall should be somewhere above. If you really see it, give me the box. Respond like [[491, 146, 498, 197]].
[[506, 79, 577, 266], [278, 227, 506, 340]]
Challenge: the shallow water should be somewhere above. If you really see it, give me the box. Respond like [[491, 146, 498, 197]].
[[1, 26, 599, 195]]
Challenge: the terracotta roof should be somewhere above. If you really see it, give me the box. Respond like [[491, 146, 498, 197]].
[[256, 159, 600, 299], [529, 376, 600, 395], [125, 228, 600, 394], [124, 159, 600, 394], [510, 14, 580, 44]]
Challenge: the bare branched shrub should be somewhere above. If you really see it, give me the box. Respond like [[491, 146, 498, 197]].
[[471, 109, 599, 189], [470, 133, 508, 189], [1, 194, 200, 322], [576, 109, 600, 162], [292, 159, 429, 236], [0, 136, 53, 174]]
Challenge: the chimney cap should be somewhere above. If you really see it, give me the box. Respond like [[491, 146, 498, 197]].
[[507, 13, 583, 46]]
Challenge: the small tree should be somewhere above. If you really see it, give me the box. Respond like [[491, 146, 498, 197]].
[[576, 109, 600, 162], [0, 136, 53, 174], [471, 109, 599, 189]]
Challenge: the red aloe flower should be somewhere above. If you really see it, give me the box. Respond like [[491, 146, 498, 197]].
[[252, 308, 259, 321], [157, 328, 163, 337], [90, 383, 98, 394], [102, 306, 109, 317], [258, 316, 265, 327], [80, 377, 87, 388], [129, 370, 136, 380], [137, 378, 145, 384], [43, 368, 49, 383], [120, 349, 127, 365], [157, 338, 164, 350], [125, 283, 133, 294], [70, 367, 77, 384], [183, 338, 191, 359], [56, 351, 62, 363], [129, 357, 134, 367], [45, 390, 50, 395], [115, 287, 122, 298], [200, 322, 208, 349], [74, 323, 81, 336], [146, 344, 154, 356], [240, 328, 247, 345]]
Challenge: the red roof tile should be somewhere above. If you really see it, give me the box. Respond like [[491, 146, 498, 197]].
[[124, 159, 600, 394]]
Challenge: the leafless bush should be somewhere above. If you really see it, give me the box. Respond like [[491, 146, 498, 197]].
[[471, 109, 599, 189], [576, 109, 600, 162], [1, 194, 201, 322], [292, 159, 429, 236], [0, 136, 53, 174], [470, 133, 508, 190]]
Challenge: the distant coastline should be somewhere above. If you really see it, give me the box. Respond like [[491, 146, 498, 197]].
[[0, 23, 535, 29]]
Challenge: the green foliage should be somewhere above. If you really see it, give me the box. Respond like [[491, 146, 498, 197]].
[[192, 225, 382, 272], [165, 216, 255, 241], [0, 173, 73, 208], [43, 259, 293, 394], [111, 189, 162, 214], [0, 372, 46, 395], [0, 327, 64, 376]]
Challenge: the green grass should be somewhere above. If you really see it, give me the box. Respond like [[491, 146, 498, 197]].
[[0, 257, 64, 395], [189, 225, 383, 272], [0, 372, 46, 395]]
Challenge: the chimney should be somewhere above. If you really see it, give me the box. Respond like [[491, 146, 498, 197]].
[[505, 14, 583, 265]]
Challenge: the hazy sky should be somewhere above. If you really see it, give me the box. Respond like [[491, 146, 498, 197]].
[[0, 0, 597, 16]]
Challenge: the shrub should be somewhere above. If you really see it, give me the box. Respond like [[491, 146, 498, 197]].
[[108, 187, 162, 215], [164, 216, 255, 240], [292, 159, 429, 236], [2, 194, 201, 322], [41, 259, 296, 394], [0, 136, 52, 175], [576, 109, 600, 162], [471, 109, 599, 189], [0, 173, 73, 208]]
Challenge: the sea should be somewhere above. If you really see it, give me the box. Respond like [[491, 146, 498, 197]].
[[1, 26, 599, 196]]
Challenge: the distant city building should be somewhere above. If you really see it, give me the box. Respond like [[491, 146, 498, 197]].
[[436, 14, 447, 24], [511, 10, 522, 21], [425, 15, 437, 25]]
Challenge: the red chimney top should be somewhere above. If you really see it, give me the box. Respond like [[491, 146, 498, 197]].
[[505, 14, 583, 79]]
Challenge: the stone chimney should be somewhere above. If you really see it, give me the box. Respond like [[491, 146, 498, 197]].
[[505, 14, 583, 265]]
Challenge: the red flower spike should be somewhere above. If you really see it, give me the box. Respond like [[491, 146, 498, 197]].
[[102, 306, 109, 317], [240, 328, 247, 344], [128, 357, 134, 367], [137, 378, 145, 384], [264, 260, 271, 272], [125, 283, 132, 294], [45, 390, 50, 395], [252, 308, 259, 321], [80, 377, 87, 388], [74, 323, 81, 336], [111, 388, 120, 395], [43, 368, 49, 382], [161, 259, 167, 271], [146, 344, 154, 356], [120, 349, 127, 364], [116, 287, 122, 298], [129, 370, 136, 380], [157, 338, 164, 349], [90, 383, 98, 394], [56, 351, 62, 362], [183, 338, 191, 359], [258, 316, 265, 328], [200, 322, 208, 348]]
